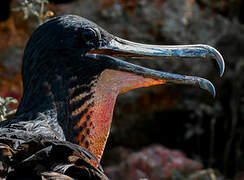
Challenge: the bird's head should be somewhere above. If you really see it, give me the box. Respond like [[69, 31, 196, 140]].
[[19, 15, 225, 162]]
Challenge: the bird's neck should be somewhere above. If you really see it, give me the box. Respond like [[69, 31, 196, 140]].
[[68, 70, 119, 161], [67, 69, 164, 161], [16, 63, 164, 162], [16, 62, 116, 162]]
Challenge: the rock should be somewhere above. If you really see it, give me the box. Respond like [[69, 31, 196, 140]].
[[105, 144, 203, 180]]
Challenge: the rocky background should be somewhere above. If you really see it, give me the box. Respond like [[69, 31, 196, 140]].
[[0, 0, 243, 179]]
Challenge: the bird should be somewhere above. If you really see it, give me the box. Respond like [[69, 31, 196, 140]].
[[0, 15, 225, 179]]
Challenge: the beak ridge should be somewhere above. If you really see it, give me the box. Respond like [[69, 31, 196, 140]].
[[97, 38, 225, 77]]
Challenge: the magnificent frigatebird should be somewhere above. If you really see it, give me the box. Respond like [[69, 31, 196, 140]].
[[0, 15, 224, 179]]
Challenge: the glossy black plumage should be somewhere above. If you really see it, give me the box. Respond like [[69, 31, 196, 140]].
[[0, 138, 107, 179]]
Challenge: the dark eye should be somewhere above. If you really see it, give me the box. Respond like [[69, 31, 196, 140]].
[[82, 28, 97, 42]]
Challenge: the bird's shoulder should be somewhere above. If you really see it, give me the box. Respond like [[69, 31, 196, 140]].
[[0, 136, 108, 179]]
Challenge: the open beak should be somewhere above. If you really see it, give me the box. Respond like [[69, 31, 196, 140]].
[[87, 36, 225, 97]]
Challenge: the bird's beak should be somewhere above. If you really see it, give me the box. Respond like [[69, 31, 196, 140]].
[[87, 37, 225, 97]]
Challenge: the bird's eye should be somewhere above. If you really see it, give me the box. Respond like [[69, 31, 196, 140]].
[[82, 28, 97, 42]]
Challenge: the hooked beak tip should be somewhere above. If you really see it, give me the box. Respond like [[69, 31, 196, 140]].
[[204, 45, 225, 77], [199, 78, 216, 98]]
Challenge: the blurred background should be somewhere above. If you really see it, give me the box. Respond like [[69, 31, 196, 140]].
[[0, 0, 243, 179]]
